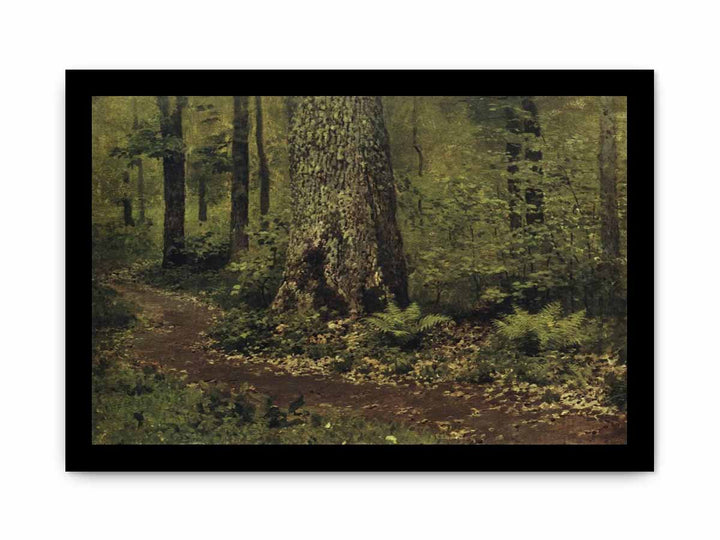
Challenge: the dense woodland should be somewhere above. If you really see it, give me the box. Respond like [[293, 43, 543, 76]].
[[91, 96, 628, 445]]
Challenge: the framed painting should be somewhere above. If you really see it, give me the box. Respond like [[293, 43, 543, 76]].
[[66, 70, 653, 471]]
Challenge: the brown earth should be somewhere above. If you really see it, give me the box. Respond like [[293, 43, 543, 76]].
[[113, 281, 627, 445]]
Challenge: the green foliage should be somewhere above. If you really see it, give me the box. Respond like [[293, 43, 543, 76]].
[[604, 371, 627, 410], [92, 357, 437, 445], [366, 301, 451, 347], [469, 302, 594, 386], [92, 280, 136, 332], [493, 302, 587, 356], [228, 221, 287, 307], [110, 125, 184, 161], [209, 307, 274, 354], [93, 96, 628, 322], [209, 305, 336, 357], [194, 133, 232, 174], [182, 231, 229, 271], [92, 222, 154, 267]]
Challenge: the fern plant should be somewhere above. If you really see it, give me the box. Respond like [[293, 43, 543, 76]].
[[366, 302, 451, 347], [493, 302, 586, 356]]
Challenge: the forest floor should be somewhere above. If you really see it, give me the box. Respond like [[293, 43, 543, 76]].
[[110, 279, 626, 444]]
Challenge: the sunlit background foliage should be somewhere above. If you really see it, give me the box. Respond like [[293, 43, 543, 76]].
[[92, 95, 627, 317]]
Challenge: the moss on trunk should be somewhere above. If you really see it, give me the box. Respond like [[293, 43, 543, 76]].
[[273, 96, 409, 315]]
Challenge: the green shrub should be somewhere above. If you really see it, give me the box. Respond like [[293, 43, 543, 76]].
[[92, 222, 154, 267], [92, 280, 136, 332], [268, 310, 333, 355], [209, 306, 344, 358], [366, 301, 451, 348], [92, 358, 439, 445], [182, 231, 229, 271], [604, 371, 627, 410], [228, 222, 287, 307], [208, 307, 274, 354], [476, 303, 594, 386]]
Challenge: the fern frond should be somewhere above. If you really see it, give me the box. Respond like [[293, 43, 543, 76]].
[[365, 301, 451, 345], [493, 303, 587, 354], [404, 302, 422, 322], [418, 313, 451, 333], [540, 302, 563, 323]]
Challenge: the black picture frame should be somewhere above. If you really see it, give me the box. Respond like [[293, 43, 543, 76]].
[[67, 69, 654, 472]]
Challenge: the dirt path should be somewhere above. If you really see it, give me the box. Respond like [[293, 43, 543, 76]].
[[114, 281, 626, 444]]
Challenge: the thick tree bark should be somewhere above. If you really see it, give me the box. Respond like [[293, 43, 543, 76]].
[[256, 96, 271, 222], [412, 96, 424, 176], [272, 96, 409, 315], [599, 96, 621, 258], [230, 96, 250, 258], [157, 96, 187, 267], [121, 170, 135, 226]]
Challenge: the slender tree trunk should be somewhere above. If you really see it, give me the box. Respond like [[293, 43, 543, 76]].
[[157, 96, 187, 267], [230, 96, 250, 258], [599, 96, 620, 258], [272, 96, 409, 315], [412, 96, 424, 176], [505, 142, 524, 230], [121, 170, 135, 226], [198, 173, 208, 222], [132, 98, 146, 224], [136, 158, 145, 224], [256, 96, 271, 224], [504, 97, 545, 230]]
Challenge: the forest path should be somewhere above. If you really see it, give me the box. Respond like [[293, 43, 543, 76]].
[[112, 280, 626, 444]]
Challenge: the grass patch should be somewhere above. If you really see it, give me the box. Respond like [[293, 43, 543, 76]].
[[92, 333, 439, 445]]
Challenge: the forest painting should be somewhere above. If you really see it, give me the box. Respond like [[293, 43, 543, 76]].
[[91, 95, 628, 446]]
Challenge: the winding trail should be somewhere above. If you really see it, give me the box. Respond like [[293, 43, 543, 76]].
[[114, 281, 627, 444]]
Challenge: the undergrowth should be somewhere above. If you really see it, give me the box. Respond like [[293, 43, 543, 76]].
[[92, 331, 438, 445]]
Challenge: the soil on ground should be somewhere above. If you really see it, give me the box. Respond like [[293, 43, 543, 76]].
[[113, 281, 627, 445]]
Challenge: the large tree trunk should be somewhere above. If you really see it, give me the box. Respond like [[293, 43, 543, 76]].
[[230, 96, 250, 259], [256, 96, 271, 223], [599, 96, 620, 258], [157, 96, 187, 267], [272, 96, 409, 315]]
